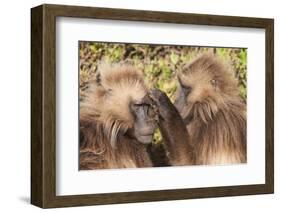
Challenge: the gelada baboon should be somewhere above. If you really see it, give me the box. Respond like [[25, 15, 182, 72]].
[[79, 63, 158, 170], [151, 54, 246, 165]]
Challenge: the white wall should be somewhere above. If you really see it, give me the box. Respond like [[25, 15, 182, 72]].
[[0, 0, 279, 212]]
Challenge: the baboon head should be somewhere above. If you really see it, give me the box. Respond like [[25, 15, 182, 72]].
[[81, 63, 157, 146], [174, 54, 240, 124]]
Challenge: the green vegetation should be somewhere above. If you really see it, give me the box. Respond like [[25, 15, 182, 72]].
[[79, 42, 247, 143], [80, 42, 247, 100]]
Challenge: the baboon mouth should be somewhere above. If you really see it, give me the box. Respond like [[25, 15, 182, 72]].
[[138, 134, 153, 144], [142, 134, 153, 137], [140, 133, 154, 138]]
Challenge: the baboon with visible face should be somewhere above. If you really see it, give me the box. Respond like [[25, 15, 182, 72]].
[[152, 54, 246, 165], [79, 63, 158, 169]]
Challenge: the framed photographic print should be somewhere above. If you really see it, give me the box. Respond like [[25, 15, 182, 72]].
[[31, 4, 274, 208]]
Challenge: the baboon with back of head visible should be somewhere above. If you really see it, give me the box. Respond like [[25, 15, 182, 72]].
[[151, 54, 246, 165]]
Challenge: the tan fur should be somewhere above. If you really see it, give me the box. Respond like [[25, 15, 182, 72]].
[[80, 63, 152, 169], [177, 54, 246, 165]]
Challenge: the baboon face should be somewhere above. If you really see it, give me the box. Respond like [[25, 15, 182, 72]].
[[127, 94, 157, 144], [174, 54, 238, 123]]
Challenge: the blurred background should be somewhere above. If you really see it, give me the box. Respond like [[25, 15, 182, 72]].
[[79, 42, 247, 143]]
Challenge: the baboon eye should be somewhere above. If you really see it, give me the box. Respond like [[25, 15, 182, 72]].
[[132, 103, 142, 110], [107, 88, 113, 94], [210, 79, 218, 87]]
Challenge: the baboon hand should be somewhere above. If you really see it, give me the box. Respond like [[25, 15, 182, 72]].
[[149, 89, 173, 119]]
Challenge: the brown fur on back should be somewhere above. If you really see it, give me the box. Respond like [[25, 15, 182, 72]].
[[178, 54, 246, 165], [79, 63, 152, 170]]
